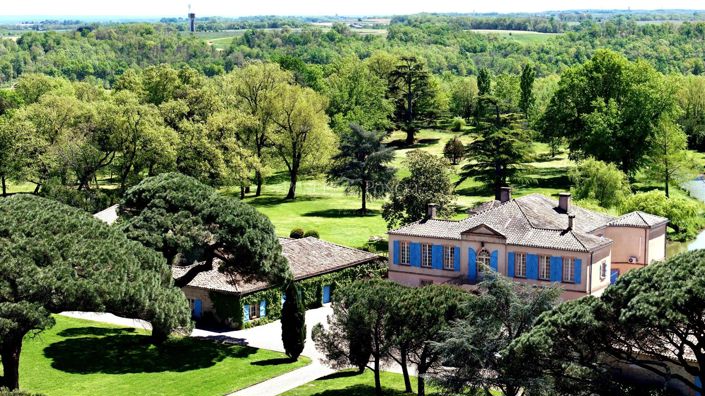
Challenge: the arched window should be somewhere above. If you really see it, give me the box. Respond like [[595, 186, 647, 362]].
[[477, 249, 491, 273]]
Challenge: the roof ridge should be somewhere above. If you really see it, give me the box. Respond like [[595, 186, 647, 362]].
[[294, 236, 381, 258], [569, 230, 590, 251]]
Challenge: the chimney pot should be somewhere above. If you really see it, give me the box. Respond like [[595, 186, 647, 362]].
[[568, 214, 576, 230], [559, 192, 571, 213], [427, 203, 438, 219], [500, 187, 512, 203]]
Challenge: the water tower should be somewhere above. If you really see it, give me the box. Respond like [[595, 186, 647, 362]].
[[188, 4, 196, 33]]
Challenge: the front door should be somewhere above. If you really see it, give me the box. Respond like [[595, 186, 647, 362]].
[[322, 285, 331, 304], [193, 299, 202, 319]]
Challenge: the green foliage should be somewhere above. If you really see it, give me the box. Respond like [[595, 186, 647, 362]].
[[290, 228, 305, 239], [621, 190, 705, 240], [324, 56, 393, 135], [443, 136, 465, 165], [569, 158, 631, 209], [327, 124, 396, 213], [389, 56, 436, 144], [676, 75, 705, 150], [450, 117, 466, 132], [519, 64, 536, 116], [282, 283, 307, 360], [541, 50, 679, 175], [433, 275, 561, 396], [382, 150, 456, 228], [209, 291, 244, 328], [643, 119, 695, 197], [119, 173, 291, 284], [477, 68, 492, 96], [510, 250, 705, 395], [304, 230, 320, 238], [462, 124, 533, 200], [448, 77, 477, 120], [0, 194, 191, 390]]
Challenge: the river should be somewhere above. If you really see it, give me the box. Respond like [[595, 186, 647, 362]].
[[665, 177, 705, 257]]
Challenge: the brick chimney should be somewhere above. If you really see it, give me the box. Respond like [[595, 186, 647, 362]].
[[568, 213, 575, 231], [427, 203, 438, 219], [500, 187, 512, 203], [558, 192, 571, 213]]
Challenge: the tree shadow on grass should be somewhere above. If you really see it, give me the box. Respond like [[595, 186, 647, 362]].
[[307, 385, 414, 396], [45, 327, 256, 374], [250, 357, 295, 366], [57, 326, 136, 338], [303, 209, 381, 218], [386, 138, 440, 149], [245, 195, 327, 208]]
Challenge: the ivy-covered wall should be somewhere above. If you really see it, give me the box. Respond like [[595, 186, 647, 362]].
[[208, 260, 387, 329]]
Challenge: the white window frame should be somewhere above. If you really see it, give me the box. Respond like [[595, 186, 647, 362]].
[[539, 255, 551, 280], [400, 241, 411, 265], [421, 244, 432, 268], [477, 249, 491, 272], [562, 257, 575, 283], [443, 246, 455, 270], [515, 252, 527, 278]]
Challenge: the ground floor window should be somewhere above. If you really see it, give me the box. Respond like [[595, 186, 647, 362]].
[[443, 246, 455, 270], [563, 257, 575, 283], [249, 303, 260, 320], [421, 244, 432, 268], [600, 261, 608, 280], [477, 249, 491, 273], [539, 255, 550, 280]]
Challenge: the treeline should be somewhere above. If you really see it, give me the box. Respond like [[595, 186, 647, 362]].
[[159, 16, 307, 32], [391, 14, 567, 33]]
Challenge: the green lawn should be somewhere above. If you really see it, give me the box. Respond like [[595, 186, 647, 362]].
[[282, 369, 441, 396], [11, 315, 309, 396]]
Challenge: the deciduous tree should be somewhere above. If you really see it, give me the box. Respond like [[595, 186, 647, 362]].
[[519, 64, 536, 117], [644, 119, 695, 197], [569, 158, 631, 208], [382, 150, 456, 228]]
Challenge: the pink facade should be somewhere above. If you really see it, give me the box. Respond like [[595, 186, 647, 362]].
[[387, 192, 668, 300]]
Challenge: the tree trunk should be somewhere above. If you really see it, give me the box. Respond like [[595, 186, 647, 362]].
[[1, 175, 6, 197], [255, 171, 263, 197], [361, 182, 368, 214], [286, 168, 298, 200], [405, 129, 415, 145], [400, 349, 412, 393], [33, 183, 41, 195], [665, 170, 670, 198], [1, 338, 22, 390], [373, 355, 382, 396], [240, 185, 245, 200], [417, 372, 426, 396], [150, 327, 168, 345]]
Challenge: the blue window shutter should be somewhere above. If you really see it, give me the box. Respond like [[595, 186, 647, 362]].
[[410, 243, 421, 267], [527, 254, 539, 280], [432, 245, 443, 269], [695, 376, 702, 396], [322, 285, 331, 303], [393, 241, 400, 265], [243, 304, 250, 322], [574, 259, 582, 284], [468, 248, 477, 283], [453, 246, 460, 272], [507, 252, 515, 277], [490, 250, 498, 272], [550, 256, 563, 282], [193, 299, 202, 319], [260, 300, 267, 317]]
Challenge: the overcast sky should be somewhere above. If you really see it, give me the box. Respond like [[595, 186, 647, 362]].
[[4, 0, 705, 18]]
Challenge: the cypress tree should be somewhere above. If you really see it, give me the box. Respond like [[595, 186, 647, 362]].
[[281, 283, 306, 361]]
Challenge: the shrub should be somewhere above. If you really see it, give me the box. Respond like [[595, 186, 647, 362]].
[[451, 117, 466, 132], [304, 230, 319, 238], [621, 190, 705, 240], [443, 136, 465, 165], [289, 228, 305, 239], [569, 158, 630, 209]]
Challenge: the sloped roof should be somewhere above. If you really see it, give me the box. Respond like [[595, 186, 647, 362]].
[[608, 211, 669, 228], [389, 194, 616, 253], [175, 237, 381, 295], [93, 204, 119, 225]]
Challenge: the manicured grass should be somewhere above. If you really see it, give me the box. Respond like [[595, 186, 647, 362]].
[[282, 369, 441, 396], [11, 315, 310, 396]]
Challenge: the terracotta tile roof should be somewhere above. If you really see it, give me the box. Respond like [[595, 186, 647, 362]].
[[608, 211, 669, 228], [175, 237, 381, 295], [388, 194, 616, 253]]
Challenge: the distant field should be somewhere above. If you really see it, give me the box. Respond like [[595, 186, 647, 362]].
[[470, 29, 560, 44]]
